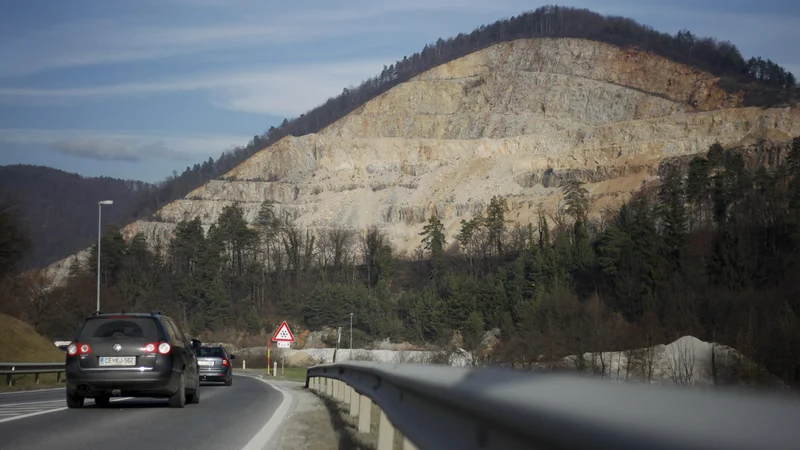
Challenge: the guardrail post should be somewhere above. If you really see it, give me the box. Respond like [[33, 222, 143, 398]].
[[402, 437, 419, 450], [333, 379, 339, 401], [358, 394, 371, 433], [326, 378, 332, 397], [345, 385, 352, 409], [350, 389, 360, 417], [6, 374, 11, 387], [57, 372, 62, 383], [34, 373, 40, 384], [377, 409, 393, 450]]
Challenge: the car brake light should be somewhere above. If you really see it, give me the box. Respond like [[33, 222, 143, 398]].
[[222, 358, 229, 366], [142, 342, 171, 354], [78, 343, 92, 355], [67, 344, 78, 356]]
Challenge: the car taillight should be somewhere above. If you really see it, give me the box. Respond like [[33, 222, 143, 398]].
[[222, 358, 229, 366], [66, 342, 89, 356], [142, 342, 171, 354]]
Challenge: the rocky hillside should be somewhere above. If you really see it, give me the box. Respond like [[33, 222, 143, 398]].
[[44, 37, 800, 284]]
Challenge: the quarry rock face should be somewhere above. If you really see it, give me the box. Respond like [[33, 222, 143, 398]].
[[45, 38, 800, 284]]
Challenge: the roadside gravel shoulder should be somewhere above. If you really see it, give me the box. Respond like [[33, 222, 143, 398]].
[[264, 379, 388, 450], [264, 379, 343, 450]]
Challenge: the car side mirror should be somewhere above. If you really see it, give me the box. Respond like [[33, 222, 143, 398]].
[[230, 354, 236, 360], [191, 339, 201, 349]]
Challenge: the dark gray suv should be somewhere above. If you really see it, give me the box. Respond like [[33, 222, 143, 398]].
[[194, 345, 235, 386], [65, 311, 201, 408]]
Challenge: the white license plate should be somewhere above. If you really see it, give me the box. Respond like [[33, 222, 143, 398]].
[[198, 360, 214, 366], [99, 356, 136, 366]]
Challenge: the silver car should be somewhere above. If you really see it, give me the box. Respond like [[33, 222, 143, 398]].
[[194, 345, 235, 386]]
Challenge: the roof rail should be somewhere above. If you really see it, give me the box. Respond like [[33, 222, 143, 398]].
[[150, 310, 162, 316]]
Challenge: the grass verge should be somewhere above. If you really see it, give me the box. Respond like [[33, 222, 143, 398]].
[[236, 367, 308, 383], [0, 314, 66, 392]]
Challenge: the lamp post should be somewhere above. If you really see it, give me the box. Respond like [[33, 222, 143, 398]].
[[97, 200, 113, 312]]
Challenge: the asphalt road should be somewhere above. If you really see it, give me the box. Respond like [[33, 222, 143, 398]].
[[0, 374, 288, 450]]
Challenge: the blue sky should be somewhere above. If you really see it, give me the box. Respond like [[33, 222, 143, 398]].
[[0, 0, 797, 183]]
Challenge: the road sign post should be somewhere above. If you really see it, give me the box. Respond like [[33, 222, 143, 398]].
[[271, 321, 295, 376]]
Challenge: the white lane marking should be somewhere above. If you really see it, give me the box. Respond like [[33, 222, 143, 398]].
[[0, 397, 132, 424], [0, 399, 65, 406], [0, 387, 65, 396], [239, 374, 294, 450]]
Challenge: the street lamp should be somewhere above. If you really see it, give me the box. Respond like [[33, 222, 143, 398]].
[[97, 200, 113, 312]]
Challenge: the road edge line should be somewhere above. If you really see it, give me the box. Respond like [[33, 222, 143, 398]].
[[238, 374, 294, 450], [0, 387, 64, 396]]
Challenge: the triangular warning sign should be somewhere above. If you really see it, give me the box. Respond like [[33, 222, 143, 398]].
[[271, 321, 295, 342]]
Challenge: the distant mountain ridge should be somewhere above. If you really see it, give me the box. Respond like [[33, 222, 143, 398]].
[[119, 5, 799, 226], [0, 164, 154, 270]]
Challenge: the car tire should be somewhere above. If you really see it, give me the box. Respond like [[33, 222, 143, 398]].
[[94, 396, 111, 407], [168, 373, 186, 408], [66, 391, 84, 409], [225, 376, 232, 386], [187, 376, 200, 404]]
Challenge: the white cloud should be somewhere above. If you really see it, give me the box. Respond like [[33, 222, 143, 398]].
[[0, 59, 397, 117], [0, 128, 248, 163], [0, 0, 508, 78]]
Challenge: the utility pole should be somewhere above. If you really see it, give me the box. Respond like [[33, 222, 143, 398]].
[[349, 312, 353, 353], [97, 200, 113, 312]]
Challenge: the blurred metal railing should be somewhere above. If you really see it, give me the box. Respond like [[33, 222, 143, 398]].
[[0, 362, 65, 386], [306, 361, 800, 450]]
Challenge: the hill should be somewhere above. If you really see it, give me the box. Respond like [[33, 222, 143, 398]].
[[98, 5, 798, 233], [0, 165, 154, 270], [44, 34, 800, 284], [0, 313, 63, 362], [17, 8, 800, 387], [22, 6, 800, 389]]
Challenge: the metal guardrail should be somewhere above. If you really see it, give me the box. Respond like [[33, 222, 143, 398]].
[[306, 361, 800, 450], [0, 362, 66, 386]]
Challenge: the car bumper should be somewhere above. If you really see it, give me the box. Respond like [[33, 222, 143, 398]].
[[199, 369, 230, 381], [66, 366, 182, 398]]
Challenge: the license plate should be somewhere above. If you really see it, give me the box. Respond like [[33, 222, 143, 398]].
[[99, 356, 136, 366], [198, 360, 214, 366]]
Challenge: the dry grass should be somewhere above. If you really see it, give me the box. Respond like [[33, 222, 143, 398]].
[[0, 314, 66, 391], [0, 314, 65, 362]]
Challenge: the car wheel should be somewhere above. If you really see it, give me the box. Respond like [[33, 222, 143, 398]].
[[94, 396, 111, 407], [187, 376, 200, 404], [225, 376, 232, 386], [168, 373, 186, 408], [66, 391, 84, 409]]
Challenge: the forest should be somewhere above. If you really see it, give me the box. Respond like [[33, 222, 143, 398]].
[[2, 137, 799, 388], [0, 165, 154, 269], [119, 5, 799, 232]]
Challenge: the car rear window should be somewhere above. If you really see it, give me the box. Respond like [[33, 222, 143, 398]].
[[195, 347, 226, 357], [78, 317, 163, 340]]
